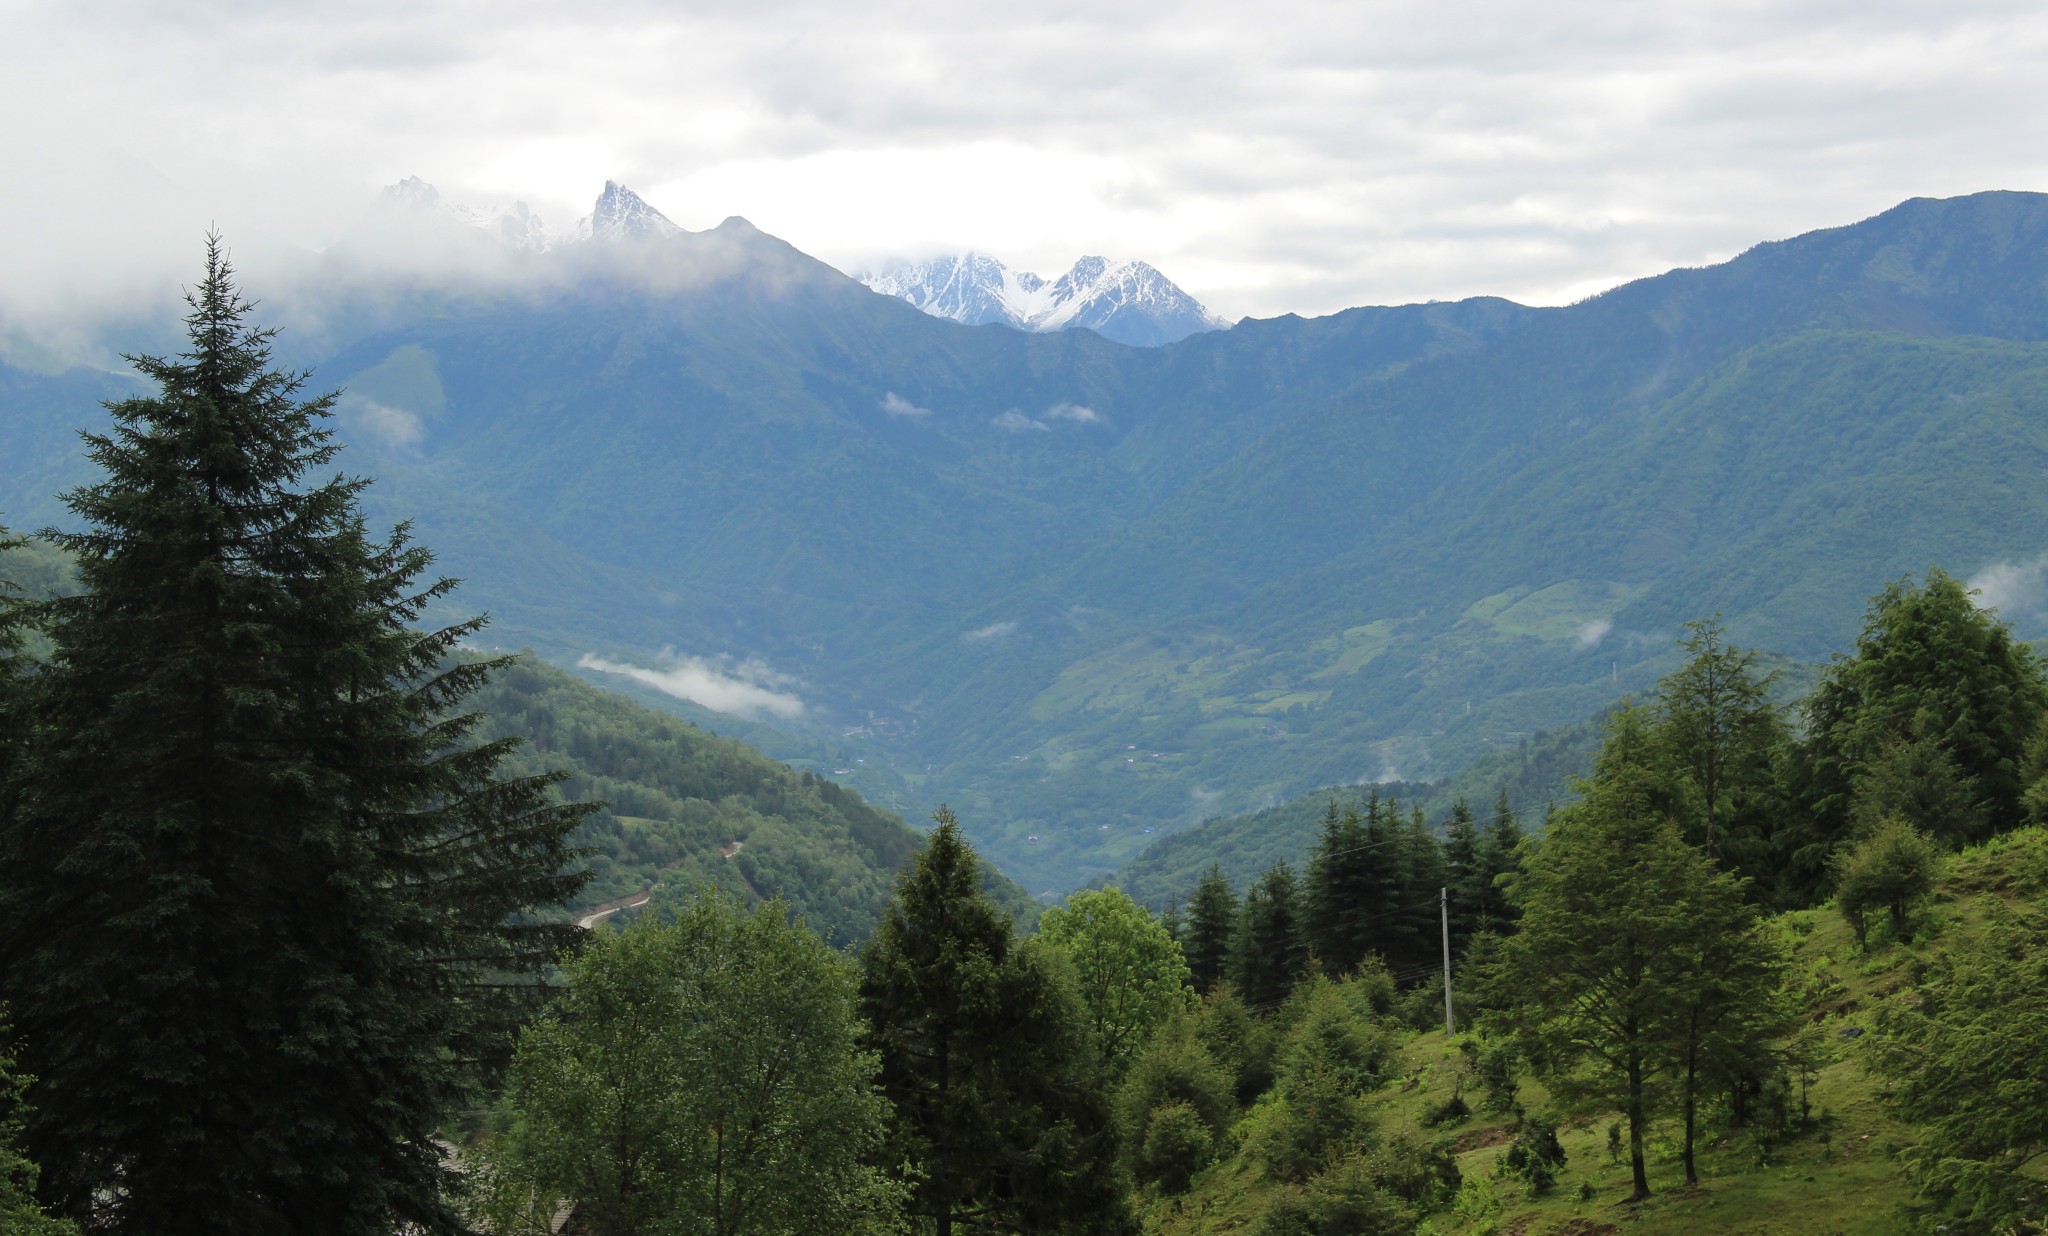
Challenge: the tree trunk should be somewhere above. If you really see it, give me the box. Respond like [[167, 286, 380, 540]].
[[1681, 1051, 1699, 1186], [1627, 1051, 1652, 1202]]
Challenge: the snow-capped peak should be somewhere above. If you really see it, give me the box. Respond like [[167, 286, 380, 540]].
[[860, 252, 1228, 347], [575, 181, 684, 244]]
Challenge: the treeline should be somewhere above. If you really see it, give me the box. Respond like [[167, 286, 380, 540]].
[[1169, 790, 1522, 1011]]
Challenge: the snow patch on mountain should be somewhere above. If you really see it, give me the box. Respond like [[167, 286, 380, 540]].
[[573, 181, 685, 244], [860, 253, 1230, 347]]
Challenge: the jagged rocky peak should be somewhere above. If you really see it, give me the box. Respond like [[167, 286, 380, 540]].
[[579, 180, 684, 243], [369, 176, 553, 253], [860, 252, 1228, 347]]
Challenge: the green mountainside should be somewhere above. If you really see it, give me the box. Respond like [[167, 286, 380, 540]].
[[469, 654, 1037, 943], [10, 192, 2048, 892]]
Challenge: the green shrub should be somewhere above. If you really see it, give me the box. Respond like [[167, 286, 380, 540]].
[[1496, 1123, 1567, 1196], [1420, 1093, 1471, 1128], [1136, 1101, 1213, 1195]]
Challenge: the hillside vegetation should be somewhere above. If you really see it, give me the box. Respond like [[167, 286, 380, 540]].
[[471, 654, 1035, 941]]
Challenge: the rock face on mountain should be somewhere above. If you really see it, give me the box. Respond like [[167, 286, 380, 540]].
[[576, 180, 685, 244], [862, 252, 1230, 346]]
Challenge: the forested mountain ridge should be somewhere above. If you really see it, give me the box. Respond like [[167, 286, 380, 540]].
[[9, 192, 2048, 891], [471, 655, 1039, 942]]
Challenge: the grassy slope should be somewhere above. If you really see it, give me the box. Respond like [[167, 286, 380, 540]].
[[1137, 829, 2048, 1235]]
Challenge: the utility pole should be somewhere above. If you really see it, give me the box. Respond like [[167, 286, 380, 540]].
[[1440, 885, 1455, 1036]]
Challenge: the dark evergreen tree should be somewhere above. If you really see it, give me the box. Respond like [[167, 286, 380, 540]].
[[0, 526, 24, 822], [1303, 800, 1366, 973], [0, 244, 590, 1235], [858, 807, 1132, 1236], [1183, 864, 1238, 995], [1388, 803, 1445, 975], [1160, 891, 1184, 946], [1232, 861, 1306, 1011], [1441, 798, 1484, 952], [1472, 790, 1524, 934]]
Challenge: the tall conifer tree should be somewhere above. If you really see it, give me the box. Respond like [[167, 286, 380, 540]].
[[0, 244, 590, 1234], [1183, 864, 1238, 995], [1232, 861, 1305, 1010], [858, 808, 1131, 1235]]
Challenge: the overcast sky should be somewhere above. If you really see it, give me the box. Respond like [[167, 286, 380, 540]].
[[6, 0, 2048, 351]]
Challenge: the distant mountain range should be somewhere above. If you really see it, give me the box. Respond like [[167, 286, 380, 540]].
[[9, 188, 2048, 895], [359, 176, 683, 252], [860, 253, 1230, 347], [332, 178, 1226, 348]]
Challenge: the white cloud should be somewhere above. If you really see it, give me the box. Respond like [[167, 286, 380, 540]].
[[1970, 554, 2048, 625], [964, 619, 1019, 641], [992, 409, 1049, 432], [1043, 402, 1101, 423], [1574, 617, 1614, 650], [880, 391, 931, 418], [578, 651, 806, 720], [7, 0, 2048, 347], [343, 397, 425, 449]]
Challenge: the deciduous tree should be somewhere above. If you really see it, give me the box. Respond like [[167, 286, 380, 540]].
[[1039, 886, 1193, 1079], [479, 893, 898, 1236]]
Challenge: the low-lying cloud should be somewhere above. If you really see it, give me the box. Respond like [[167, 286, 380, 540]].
[[578, 651, 806, 720], [342, 397, 425, 449], [1044, 402, 1101, 424], [880, 391, 931, 418], [1970, 554, 2048, 629], [1574, 617, 1614, 650], [964, 620, 1019, 642], [992, 409, 1049, 432]]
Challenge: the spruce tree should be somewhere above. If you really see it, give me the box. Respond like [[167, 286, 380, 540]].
[[0, 243, 590, 1234], [1473, 790, 1524, 933], [1183, 864, 1238, 995], [1232, 861, 1305, 1011], [1303, 800, 1364, 973], [1441, 798, 1483, 951], [1390, 803, 1445, 974], [858, 807, 1132, 1235]]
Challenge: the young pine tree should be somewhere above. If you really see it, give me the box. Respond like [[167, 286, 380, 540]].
[[858, 807, 1132, 1236], [0, 244, 590, 1235]]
